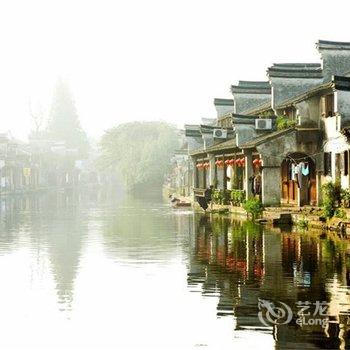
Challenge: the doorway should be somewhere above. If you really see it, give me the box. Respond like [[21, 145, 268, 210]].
[[281, 153, 316, 206]]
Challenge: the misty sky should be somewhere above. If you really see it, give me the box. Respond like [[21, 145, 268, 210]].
[[0, 0, 349, 140]]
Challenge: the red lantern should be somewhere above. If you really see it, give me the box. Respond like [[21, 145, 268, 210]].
[[259, 159, 263, 166], [235, 159, 240, 165], [225, 159, 230, 165], [241, 158, 245, 167], [229, 159, 234, 166], [253, 158, 259, 165]]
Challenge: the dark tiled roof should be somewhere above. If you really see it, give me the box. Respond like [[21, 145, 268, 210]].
[[317, 40, 350, 50], [240, 128, 295, 149], [189, 138, 239, 156], [237, 81, 271, 88], [214, 98, 234, 106], [184, 124, 201, 137], [199, 124, 234, 134], [333, 75, 350, 91], [205, 139, 238, 153], [232, 113, 259, 119], [189, 147, 208, 157], [268, 63, 323, 79], [231, 80, 271, 94]]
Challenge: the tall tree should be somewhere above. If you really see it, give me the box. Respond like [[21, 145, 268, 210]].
[[28, 100, 45, 140], [99, 121, 180, 192], [47, 79, 89, 154]]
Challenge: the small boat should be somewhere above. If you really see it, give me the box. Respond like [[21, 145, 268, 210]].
[[172, 201, 191, 208], [170, 196, 191, 208]]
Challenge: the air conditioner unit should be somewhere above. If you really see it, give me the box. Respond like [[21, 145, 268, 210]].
[[255, 119, 272, 130], [213, 129, 227, 139]]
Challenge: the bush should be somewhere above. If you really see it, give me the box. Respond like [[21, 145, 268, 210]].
[[276, 116, 297, 130], [231, 190, 246, 206], [243, 198, 263, 220], [335, 208, 347, 219], [322, 180, 342, 218], [341, 189, 350, 208], [212, 190, 222, 204], [212, 189, 231, 205], [297, 217, 309, 229]]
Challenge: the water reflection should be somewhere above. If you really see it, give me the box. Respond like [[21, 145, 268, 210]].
[[0, 191, 91, 313], [0, 191, 350, 348], [188, 214, 350, 349]]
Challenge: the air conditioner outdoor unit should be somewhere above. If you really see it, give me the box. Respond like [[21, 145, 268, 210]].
[[255, 119, 272, 130], [213, 129, 227, 139]]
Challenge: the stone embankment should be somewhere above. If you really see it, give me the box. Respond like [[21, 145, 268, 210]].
[[189, 200, 350, 238]]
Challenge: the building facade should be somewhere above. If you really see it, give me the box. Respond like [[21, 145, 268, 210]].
[[169, 40, 350, 208]]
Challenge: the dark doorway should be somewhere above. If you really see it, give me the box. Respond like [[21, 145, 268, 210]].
[[281, 153, 316, 206]]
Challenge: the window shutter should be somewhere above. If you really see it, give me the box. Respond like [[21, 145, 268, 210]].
[[324, 152, 332, 175], [345, 150, 349, 176]]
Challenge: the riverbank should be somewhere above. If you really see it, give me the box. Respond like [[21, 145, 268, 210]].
[[164, 183, 350, 238], [187, 199, 350, 238]]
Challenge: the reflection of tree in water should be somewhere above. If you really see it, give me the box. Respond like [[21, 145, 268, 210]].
[[0, 191, 89, 313], [101, 194, 188, 264], [40, 191, 88, 312], [188, 215, 350, 349]]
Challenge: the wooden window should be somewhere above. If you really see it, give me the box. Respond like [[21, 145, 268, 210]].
[[344, 150, 349, 176], [324, 152, 332, 175], [321, 94, 335, 117]]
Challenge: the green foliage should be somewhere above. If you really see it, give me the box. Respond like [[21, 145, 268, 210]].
[[230, 189, 246, 206], [322, 180, 342, 218], [46, 79, 89, 155], [258, 110, 275, 118], [297, 217, 309, 229], [212, 189, 231, 205], [276, 116, 297, 130], [243, 198, 263, 220], [335, 208, 347, 219], [341, 189, 350, 208], [212, 190, 221, 204], [99, 121, 180, 192]]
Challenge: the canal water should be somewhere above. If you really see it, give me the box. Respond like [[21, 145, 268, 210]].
[[0, 190, 349, 349]]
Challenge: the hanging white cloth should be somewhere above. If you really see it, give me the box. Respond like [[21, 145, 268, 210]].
[[301, 163, 309, 176]]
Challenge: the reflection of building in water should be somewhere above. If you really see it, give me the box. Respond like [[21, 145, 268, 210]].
[[187, 215, 350, 349]]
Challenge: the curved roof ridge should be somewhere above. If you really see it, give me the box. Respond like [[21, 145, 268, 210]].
[[317, 40, 350, 50]]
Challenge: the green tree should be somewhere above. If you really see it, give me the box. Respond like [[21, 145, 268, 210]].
[[99, 121, 180, 192], [47, 79, 89, 155]]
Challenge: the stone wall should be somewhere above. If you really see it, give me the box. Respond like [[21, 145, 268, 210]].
[[270, 77, 323, 110], [234, 93, 271, 114], [295, 95, 321, 128], [337, 90, 350, 127], [319, 49, 350, 82]]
